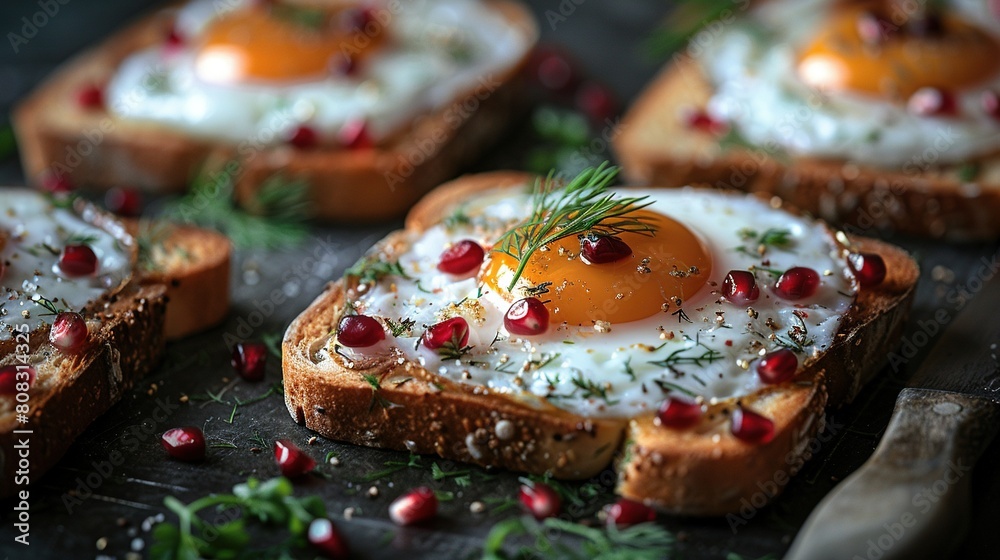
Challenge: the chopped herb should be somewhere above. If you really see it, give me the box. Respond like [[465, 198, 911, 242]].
[[483, 516, 673, 560], [623, 357, 636, 381], [522, 281, 553, 297], [362, 373, 399, 411], [671, 308, 692, 323], [735, 228, 794, 256], [345, 255, 409, 285], [653, 379, 698, 398], [648, 342, 722, 370], [30, 294, 64, 315], [444, 205, 471, 228], [717, 126, 757, 152], [64, 232, 99, 246], [549, 372, 618, 405], [261, 331, 283, 359], [645, 0, 739, 57], [136, 220, 175, 272], [0, 124, 16, 161], [150, 477, 326, 560], [362, 453, 423, 482], [957, 162, 980, 183], [434, 490, 456, 502], [493, 164, 656, 291], [385, 317, 416, 337]]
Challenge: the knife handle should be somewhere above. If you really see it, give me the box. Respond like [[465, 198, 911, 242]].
[[784, 387, 1000, 560]]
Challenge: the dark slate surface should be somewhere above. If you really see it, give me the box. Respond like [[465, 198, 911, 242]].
[[1, 1, 1000, 558]]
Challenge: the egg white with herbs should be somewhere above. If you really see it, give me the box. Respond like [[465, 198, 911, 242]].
[[323, 184, 858, 419]]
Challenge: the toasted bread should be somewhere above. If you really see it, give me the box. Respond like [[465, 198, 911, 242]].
[[0, 192, 167, 497], [614, 33, 1000, 240], [128, 220, 231, 340], [12, 0, 538, 222], [282, 171, 920, 515]]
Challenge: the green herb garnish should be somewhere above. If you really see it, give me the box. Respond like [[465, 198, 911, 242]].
[[957, 162, 980, 183], [648, 342, 722, 370], [483, 516, 673, 560], [385, 317, 416, 337], [645, 0, 740, 58], [344, 255, 409, 285], [493, 164, 655, 291], [735, 227, 794, 256], [150, 477, 326, 560]]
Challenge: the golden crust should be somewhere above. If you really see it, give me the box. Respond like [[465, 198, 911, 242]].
[[12, 1, 539, 222], [614, 58, 1000, 239], [282, 172, 920, 514]]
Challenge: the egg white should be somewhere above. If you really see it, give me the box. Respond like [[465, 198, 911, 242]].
[[699, 0, 1000, 168], [332, 186, 858, 419], [105, 0, 531, 144], [0, 191, 132, 340]]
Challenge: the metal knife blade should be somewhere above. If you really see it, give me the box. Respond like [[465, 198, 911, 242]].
[[785, 275, 1000, 560]]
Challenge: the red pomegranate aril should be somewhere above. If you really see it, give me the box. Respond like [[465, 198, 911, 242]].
[[40, 172, 73, 194], [161, 427, 206, 462], [76, 84, 104, 110], [774, 267, 820, 300], [389, 487, 438, 526], [338, 119, 373, 150], [342, 6, 378, 32], [581, 235, 632, 264], [722, 270, 760, 305], [519, 481, 561, 520], [757, 349, 798, 384], [421, 317, 470, 350], [848, 252, 887, 287], [58, 244, 99, 277], [504, 297, 550, 336], [231, 342, 267, 381], [683, 108, 728, 135], [529, 47, 578, 94], [49, 312, 89, 354], [330, 54, 357, 77], [907, 87, 958, 117], [983, 91, 1000, 119], [607, 498, 656, 527], [575, 81, 618, 124], [437, 240, 485, 275], [655, 395, 702, 429], [274, 439, 316, 478], [0, 365, 36, 395], [287, 125, 319, 149], [731, 406, 775, 444], [105, 187, 142, 217], [337, 315, 385, 347], [308, 518, 350, 558]]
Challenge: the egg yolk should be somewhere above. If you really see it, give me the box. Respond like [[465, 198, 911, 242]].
[[483, 211, 712, 326], [195, 6, 385, 84], [796, 5, 1000, 99]]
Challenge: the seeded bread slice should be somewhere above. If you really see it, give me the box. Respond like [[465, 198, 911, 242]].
[[12, 1, 538, 222], [282, 171, 919, 514], [614, 57, 1000, 239]]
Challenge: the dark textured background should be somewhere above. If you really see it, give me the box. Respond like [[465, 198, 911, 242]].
[[1, 1, 1000, 558]]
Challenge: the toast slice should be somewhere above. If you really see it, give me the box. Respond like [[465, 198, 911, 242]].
[[282, 170, 920, 515], [0, 191, 167, 497], [129, 220, 232, 340], [614, 31, 1000, 240], [12, 0, 538, 222]]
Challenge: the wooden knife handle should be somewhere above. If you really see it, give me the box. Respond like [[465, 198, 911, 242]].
[[784, 388, 1000, 560]]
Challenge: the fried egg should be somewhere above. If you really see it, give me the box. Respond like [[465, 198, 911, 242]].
[[105, 0, 531, 145], [698, 0, 1000, 167], [326, 180, 859, 419], [0, 191, 131, 340]]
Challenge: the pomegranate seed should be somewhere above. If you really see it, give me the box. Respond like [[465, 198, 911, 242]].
[[773, 267, 820, 300], [421, 317, 470, 351], [76, 84, 104, 110], [105, 187, 142, 217], [580, 234, 632, 264], [337, 315, 385, 347], [389, 487, 438, 525], [519, 481, 561, 520], [308, 518, 350, 558], [330, 54, 357, 77], [848, 252, 887, 287], [165, 25, 184, 49], [274, 439, 316, 478], [437, 240, 485, 275], [757, 349, 798, 384], [575, 81, 617, 124], [907, 87, 958, 117], [231, 342, 267, 381], [655, 395, 702, 429], [721, 270, 760, 305], [504, 298, 550, 336], [682, 108, 728, 135], [338, 120, 373, 150], [160, 427, 206, 462], [40, 171, 73, 194], [731, 406, 775, 444], [0, 365, 36, 395], [529, 47, 578, 93], [982, 91, 1000, 120], [607, 498, 656, 527], [287, 125, 319, 149], [49, 312, 89, 353], [341, 6, 378, 32], [58, 244, 98, 277]]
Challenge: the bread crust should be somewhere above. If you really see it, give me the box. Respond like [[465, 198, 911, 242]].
[[282, 172, 920, 514], [13, 1, 539, 222], [614, 58, 1000, 239]]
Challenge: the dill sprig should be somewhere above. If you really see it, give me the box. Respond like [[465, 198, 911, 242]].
[[164, 165, 310, 249], [648, 342, 722, 369], [345, 255, 409, 286], [483, 516, 673, 560], [492, 164, 655, 291], [645, 0, 739, 58]]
